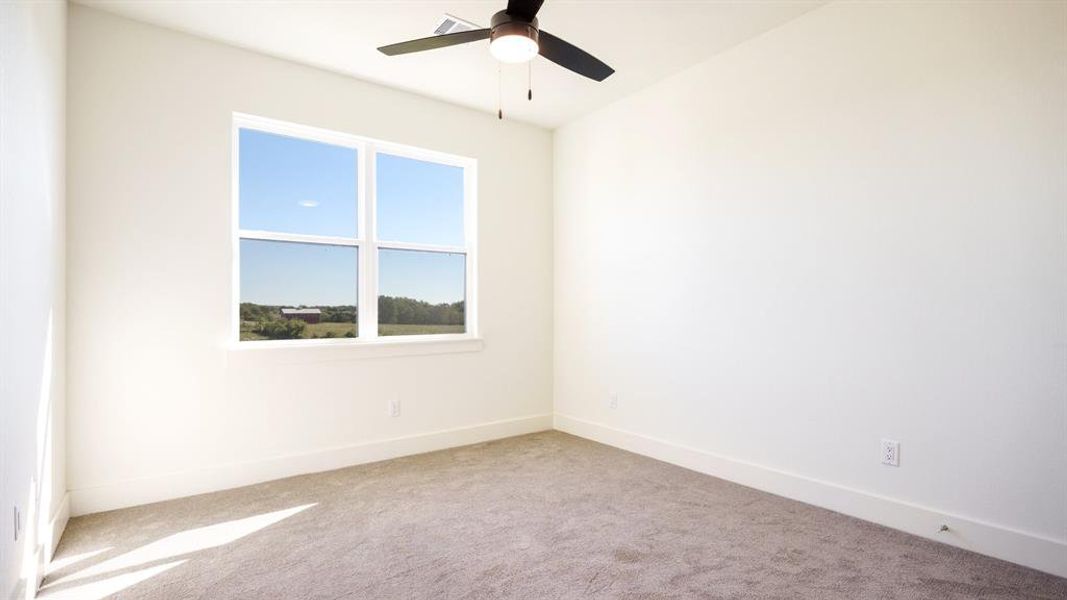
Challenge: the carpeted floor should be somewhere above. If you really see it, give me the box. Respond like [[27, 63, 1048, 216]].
[[41, 431, 1066, 599]]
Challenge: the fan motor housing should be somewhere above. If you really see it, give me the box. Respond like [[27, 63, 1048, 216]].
[[490, 10, 539, 44]]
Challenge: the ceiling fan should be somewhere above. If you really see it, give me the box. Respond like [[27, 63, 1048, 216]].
[[377, 0, 615, 83]]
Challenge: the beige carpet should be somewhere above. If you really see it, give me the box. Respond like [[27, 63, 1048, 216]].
[[41, 432, 1065, 599]]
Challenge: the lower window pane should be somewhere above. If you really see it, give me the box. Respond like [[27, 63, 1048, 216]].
[[240, 239, 358, 341], [378, 249, 465, 336]]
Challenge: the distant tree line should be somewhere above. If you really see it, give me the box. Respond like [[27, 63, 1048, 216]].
[[241, 297, 463, 330], [378, 296, 464, 326]]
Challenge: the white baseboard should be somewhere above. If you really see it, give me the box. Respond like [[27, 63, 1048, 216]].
[[32, 492, 70, 594], [70, 414, 553, 517], [554, 413, 1067, 579], [47, 492, 70, 559]]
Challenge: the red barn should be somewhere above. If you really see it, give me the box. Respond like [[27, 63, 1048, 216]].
[[280, 308, 321, 324]]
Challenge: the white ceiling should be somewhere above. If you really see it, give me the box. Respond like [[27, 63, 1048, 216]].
[[76, 0, 825, 129]]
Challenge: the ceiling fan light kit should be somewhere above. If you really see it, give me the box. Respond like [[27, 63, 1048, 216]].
[[377, 0, 614, 118], [489, 13, 540, 64]]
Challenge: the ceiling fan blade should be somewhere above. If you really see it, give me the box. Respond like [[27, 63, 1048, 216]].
[[378, 29, 490, 56], [506, 0, 545, 21], [537, 31, 614, 82]]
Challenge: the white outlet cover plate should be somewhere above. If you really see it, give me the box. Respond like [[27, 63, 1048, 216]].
[[881, 438, 900, 467]]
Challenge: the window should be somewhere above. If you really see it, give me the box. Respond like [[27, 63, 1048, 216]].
[[234, 114, 476, 344]]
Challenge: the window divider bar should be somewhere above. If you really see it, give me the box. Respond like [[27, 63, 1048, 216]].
[[360, 143, 380, 339], [376, 241, 468, 255], [238, 230, 361, 247]]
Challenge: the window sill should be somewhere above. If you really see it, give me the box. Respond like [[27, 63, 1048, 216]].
[[225, 335, 484, 366]]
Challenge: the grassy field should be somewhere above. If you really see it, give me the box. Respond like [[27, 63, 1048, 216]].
[[240, 321, 462, 341], [380, 324, 464, 336], [305, 322, 357, 338]]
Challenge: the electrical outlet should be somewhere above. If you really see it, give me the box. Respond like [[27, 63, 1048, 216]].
[[388, 398, 401, 418], [881, 439, 900, 467], [608, 393, 618, 410]]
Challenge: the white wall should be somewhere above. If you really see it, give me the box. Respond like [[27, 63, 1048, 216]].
[[554, 0, 1066, 577], [66, 6, 553, 516], [0, 1, 67, 598]]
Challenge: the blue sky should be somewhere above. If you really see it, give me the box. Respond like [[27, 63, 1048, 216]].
[[239, 129, 358, 237], [241, 239, 358, 306], [377, 153, 464, 246], [379, 249, 465, 305], [239, 130, 466, 306]]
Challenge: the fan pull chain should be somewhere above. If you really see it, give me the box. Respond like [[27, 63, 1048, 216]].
[[497, 64, 503, 120], [528, 61, 533, 101]]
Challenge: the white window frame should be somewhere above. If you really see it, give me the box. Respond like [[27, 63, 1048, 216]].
[[231, 113, 478, 349]]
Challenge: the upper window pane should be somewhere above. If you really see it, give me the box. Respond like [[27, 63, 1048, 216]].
[[376, 153, 464, 246], [239, 129, 358, 238]]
